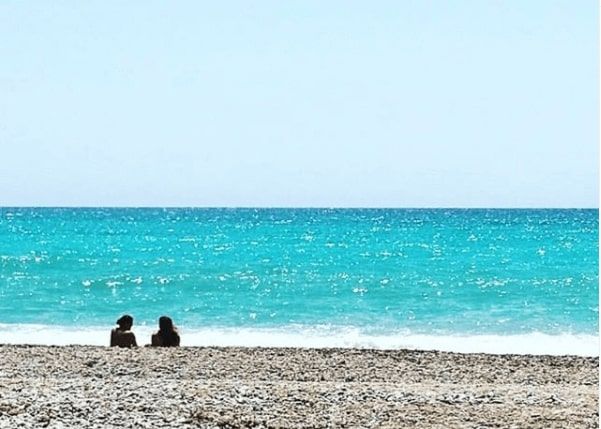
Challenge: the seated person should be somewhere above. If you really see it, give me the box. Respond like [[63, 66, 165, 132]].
[[110, 314, 137, 347], [151, 316, 180, 347]]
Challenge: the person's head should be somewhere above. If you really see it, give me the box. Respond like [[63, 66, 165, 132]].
[[116, 314, 133, 330], [158, 316, 174, 333], [157, 315, 179, 346]]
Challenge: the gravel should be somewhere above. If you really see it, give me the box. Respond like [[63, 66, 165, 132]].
[[0, 345, 597, 428]]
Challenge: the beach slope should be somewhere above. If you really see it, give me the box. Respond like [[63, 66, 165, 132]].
[[0, 345, 597, 428]]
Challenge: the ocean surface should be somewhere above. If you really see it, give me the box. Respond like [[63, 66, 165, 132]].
[[0, 208, 597, 355]]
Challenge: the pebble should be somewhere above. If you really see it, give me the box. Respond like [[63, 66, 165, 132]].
[[0, 345, 597, 428]]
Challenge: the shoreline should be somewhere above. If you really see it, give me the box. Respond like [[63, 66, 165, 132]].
[[0, 323, 598, 356], [0, 345, 597, 428], [0, 342, 599, 358]]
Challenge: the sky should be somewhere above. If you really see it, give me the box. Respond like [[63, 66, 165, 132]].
[[0, 1, 598, 208]]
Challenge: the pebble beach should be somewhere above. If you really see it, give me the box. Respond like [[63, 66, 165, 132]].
[[0, 345, 597, 428]]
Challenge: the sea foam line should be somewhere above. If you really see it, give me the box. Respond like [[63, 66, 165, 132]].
[[0, 324, 597, 357]]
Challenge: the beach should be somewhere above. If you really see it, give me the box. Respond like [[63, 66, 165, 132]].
[[0, 345, 597, 428]]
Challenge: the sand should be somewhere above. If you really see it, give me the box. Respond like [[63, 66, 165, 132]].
[[0, 345, 597, 428]]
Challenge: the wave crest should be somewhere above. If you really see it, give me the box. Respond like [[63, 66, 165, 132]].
[[0, 324, 597, 356]]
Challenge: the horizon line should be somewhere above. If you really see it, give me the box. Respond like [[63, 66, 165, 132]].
[[0, 206, 598, 210]]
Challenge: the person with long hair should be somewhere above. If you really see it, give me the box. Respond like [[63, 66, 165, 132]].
[[151, 315, 180, 347], [110, 314, 137, 347]]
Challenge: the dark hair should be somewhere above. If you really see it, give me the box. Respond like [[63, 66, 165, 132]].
[[116, 315, 133, 328], [158, 316, 179, 346]]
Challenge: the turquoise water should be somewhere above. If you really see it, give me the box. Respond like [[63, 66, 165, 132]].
[[0, 208, 598, 351]]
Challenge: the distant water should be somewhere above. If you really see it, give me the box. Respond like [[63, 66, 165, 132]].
[[0, 208, 597, 355]]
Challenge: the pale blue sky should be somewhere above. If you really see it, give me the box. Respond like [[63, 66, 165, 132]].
[[0, 1, 598, 207]]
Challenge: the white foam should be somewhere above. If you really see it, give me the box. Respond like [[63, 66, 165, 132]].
[[0, 323, 597, 356]]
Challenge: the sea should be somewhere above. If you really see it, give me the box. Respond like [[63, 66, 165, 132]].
[[0, 208, 597, 356]]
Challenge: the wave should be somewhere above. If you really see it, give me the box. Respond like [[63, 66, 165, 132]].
[[0, 323, 597, 356]]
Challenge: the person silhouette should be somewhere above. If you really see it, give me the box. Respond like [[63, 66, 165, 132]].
[[151, 316, 180, 347], [110, 314, 137, 347]]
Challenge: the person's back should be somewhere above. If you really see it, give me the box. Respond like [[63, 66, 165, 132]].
[[150, 316, 180, 347], [110, 315, 137, 347]]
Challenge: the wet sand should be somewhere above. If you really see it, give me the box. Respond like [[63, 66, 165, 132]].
[[0, 345, 597, 428]]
